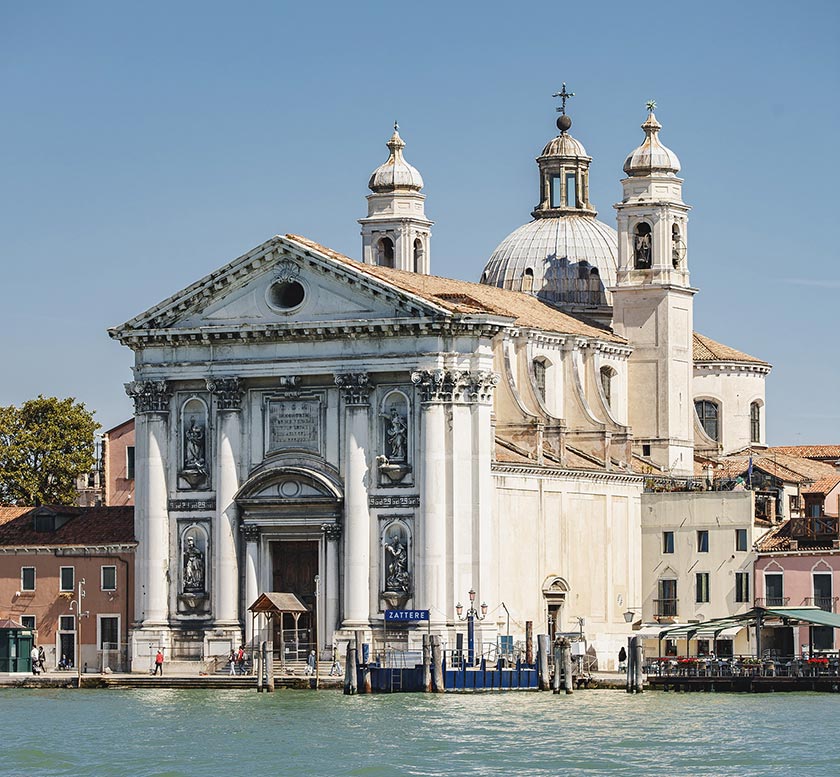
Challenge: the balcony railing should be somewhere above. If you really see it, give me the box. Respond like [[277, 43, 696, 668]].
[[790, 515, 839, 541], [755, 597, 790, 607], [804, 596, 838, 613], [654, 598, 678, 617]]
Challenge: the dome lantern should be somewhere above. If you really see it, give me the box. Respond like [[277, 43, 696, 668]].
[[623, 103, 681, 177], [367, 122, 424, 193]]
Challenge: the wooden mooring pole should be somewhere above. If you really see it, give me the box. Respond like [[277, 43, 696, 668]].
[[431, 635, 444, 693], [525, 621, 534, 665], [562, 638, 573, 694], [422, 634, 432, 693], [256, 640, 263, 693], [356, 630, 371, 694], [552, 639, 562, 694], [633, 636, 644, 693], [265, 641, 275, 693], [537, 634, 551, 691], [344, 642, 358, 695]]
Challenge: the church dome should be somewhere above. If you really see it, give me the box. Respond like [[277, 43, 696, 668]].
[[540, 132, 588, 159], [482, 215, 618, 306], [623, 111, 680, 176], [368, 124, 424, 192], [481, 100, 617, 312]]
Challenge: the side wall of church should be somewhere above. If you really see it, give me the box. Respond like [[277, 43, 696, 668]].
[[490, 469, 643, 671]]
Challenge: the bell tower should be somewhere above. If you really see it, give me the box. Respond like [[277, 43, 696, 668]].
[[611, 103, 696, 476], [359, 123, 433, 274]]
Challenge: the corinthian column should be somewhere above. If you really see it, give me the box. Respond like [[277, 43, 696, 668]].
[[335, 372, 372, 628], [125, 380, 172, 627], [207, 377, 243, 628], [241, 524, 260, 644]]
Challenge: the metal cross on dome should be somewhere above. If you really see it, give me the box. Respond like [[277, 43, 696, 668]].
[[553, 83, 575, 115], [646, 100, 657, 113]]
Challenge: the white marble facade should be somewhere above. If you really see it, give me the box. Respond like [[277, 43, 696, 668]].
[[112, 108, 768, 670]]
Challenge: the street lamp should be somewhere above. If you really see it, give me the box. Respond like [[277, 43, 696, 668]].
[[68, 579, 89, 688], [455, 588, 487, 666]]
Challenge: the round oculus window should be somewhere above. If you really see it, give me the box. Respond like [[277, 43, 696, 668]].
[[267, 279, 306, 311]]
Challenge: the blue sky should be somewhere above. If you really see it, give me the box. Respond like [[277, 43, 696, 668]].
[[1, 1, 838, 443]]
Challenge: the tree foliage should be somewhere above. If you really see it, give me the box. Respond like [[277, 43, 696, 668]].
[[0, 396, 100, 506]]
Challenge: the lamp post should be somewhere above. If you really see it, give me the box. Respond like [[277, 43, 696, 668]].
[[455, 588, 487, 666], [68, 579, 89, 688]]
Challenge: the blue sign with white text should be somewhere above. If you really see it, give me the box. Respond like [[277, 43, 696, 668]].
[[384, 609, 430, 622]]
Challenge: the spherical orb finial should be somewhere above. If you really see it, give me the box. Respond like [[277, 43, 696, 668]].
[[556, 114, 572, 132]]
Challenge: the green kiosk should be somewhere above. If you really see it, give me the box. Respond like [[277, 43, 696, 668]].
[[0, 619, 33, 673]]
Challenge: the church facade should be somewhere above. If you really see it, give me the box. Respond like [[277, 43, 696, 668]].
[[111, 101, 768, 671]]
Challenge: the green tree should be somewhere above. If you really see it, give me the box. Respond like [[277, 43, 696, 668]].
[[0, 396, 100, 506]]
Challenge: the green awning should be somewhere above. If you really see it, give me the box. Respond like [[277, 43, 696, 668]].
[[763, 607, 840, 628]]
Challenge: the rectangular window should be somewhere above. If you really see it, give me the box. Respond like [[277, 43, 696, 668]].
[[812, 626, 834, 651], [550, 176, 562, 208], [735, 571, 750, 603], [735, 529, 748, 552], [59, 615, 75, 632], [656, 579, 678, 617], [813, 572, 832, 611], [764, 573, 784, 606], [98, 615, 120, 649], [21, 567, 36, 591], [696, 572, 710, 603], [565, 173, 576, 207], [60, 566, 75, 592], [126, 446, 135, 480], [697, 530, 709, 553], [662, 531, 675, 554], [101, 565, 117, 592], [20, 615, 36, 630]]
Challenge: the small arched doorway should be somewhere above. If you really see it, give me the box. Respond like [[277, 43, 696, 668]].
[[542, 576, 569, 641]]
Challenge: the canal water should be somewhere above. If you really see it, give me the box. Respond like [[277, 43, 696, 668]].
[[1, 688, 836, 776]]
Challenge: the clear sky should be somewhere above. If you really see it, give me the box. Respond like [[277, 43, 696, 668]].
[[1, 1, 838, 443]]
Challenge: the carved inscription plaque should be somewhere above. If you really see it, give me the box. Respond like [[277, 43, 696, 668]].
[[268, 398, 321, 453]]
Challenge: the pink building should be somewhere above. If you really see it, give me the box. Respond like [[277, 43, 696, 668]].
[[755, 475, 840, 655], [102, 418, 135, 506]]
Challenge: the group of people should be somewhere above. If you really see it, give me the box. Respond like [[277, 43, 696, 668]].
[[228, 645, 246, 675], [305, 648, 343, 676], [29, 645, 46, 675]]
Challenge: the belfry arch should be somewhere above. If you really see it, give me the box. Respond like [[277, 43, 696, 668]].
[[235, 463, 344, 656]]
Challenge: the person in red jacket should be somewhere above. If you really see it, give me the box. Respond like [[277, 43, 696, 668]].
[[153, 648, 164, 676]]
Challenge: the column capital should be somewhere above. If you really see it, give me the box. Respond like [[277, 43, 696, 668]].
[[240, 523, 260, 542], [410, 369, 498, 404], [321, 522, 343, 541], [206, 377, 243, 411], [125, 380, 172, 415], [463, 370, 500, 404], [334, 372, 372, 405]]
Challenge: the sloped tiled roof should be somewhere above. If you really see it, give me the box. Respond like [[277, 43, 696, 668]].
[[0, 506, 135, 547], [287, 235, 625, 343], [768, 445, 840, 461], [755, 520, 838, 553], [692, 332, 769, 366], [802, 475, 840, 495], [715, 452, 838, 485]]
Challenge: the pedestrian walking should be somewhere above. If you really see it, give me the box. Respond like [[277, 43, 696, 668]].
[[152, 648, 164, 676], [306, 649, 316, 676], [31, 645, 40, 675], [38, 645, 47, 674], [228, 648, 237, 675]]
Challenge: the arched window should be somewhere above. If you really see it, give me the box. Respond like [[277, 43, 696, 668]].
[[376, 237, 395, 268], [695, 400, 720, 442], [522, 267, 534, 293], [600, 366, 616, 408], [750, 402, 761, 443], [533, 358, 547, 403], [671, 223, 684, 268], [633, 222, 652, 269], [413, 238, 424, 273]]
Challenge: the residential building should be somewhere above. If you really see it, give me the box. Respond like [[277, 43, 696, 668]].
[[0, 505, 135, 671], [102, 419, 135, 506]]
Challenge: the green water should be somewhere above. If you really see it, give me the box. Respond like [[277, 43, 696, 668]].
[[0, 689, 836, 776]]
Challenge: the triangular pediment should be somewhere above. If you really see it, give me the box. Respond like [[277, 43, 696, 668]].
[[109, 235, 452, 341]]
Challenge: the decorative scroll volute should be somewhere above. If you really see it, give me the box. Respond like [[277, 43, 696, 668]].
[[334, 373, 371, 405], [125, 380, 172, 414], [206, 377, 243, 411]]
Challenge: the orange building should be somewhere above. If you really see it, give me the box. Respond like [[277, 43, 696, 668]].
[[0, 505, 135, 671], [103, 418, 135, 506]]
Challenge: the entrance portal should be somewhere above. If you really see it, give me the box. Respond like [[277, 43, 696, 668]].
[[272, 540, 318, 662]]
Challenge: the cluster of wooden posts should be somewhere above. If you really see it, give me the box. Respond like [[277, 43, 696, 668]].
[[343, 632, 444, 694]]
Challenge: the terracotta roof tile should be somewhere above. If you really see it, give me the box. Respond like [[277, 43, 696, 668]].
[[287, 235, 626, 343], [0, 505, 135, 547], [768, 445, 840, 461], [755, 520, 838, 553], [714, 452, 838, 485], [802, 475, 840, 495], [692, 332, 769, 366]]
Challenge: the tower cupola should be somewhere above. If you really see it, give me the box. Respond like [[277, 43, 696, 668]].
[[623, 110, 681, 177], [359, 123, 433, 273]]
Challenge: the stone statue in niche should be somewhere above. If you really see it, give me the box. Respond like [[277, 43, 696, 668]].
[[383, 408, 407, 461], [180, 412, 209, 489], [182, 536, 205, 593], [384, 535, 410, 593]]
